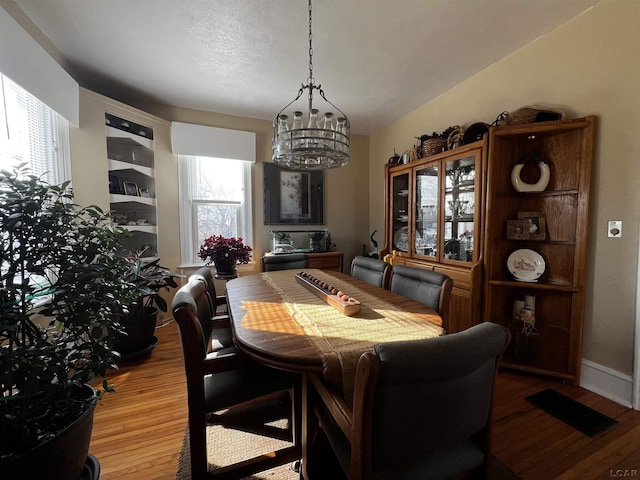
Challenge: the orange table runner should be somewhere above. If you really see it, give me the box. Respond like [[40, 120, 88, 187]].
[[261, 269, 443, 405]]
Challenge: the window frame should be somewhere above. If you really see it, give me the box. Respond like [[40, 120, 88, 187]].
[[177, 154, 253, 266], [0, 73, 71, 184]]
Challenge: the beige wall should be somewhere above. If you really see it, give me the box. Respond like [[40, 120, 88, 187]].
[[70, 92, 371, 280], [369, 0, 639, 375]]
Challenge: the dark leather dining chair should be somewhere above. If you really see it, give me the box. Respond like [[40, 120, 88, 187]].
[[261, 253, 308, 271], [189, 267, 233, 351], [171, 279, 300, 480], [390, 264, 453, 331], [350, 256, 393, 290], [189, 266, 227, 315], [305, 322, 510, 480]]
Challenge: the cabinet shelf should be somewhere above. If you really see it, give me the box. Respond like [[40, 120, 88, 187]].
[[108, 159, 154, 178], [106, 126, 153, 149], [487, 279, 580, 292], [117, 225, 157, 234], [109, 194, 156, 207], [495, 189, 579, 198], [483, 116, 596, 385], [106, 113, 157, 256]]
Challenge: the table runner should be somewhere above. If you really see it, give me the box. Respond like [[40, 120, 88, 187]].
[[261, 269, 443, 405]]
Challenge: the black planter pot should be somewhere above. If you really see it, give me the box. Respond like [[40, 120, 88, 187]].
[[213, 257, 237, 277], [1, 385, 97, 480], [115, 306, 158, 358]]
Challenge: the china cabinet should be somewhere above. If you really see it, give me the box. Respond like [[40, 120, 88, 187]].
[[105, 113, 157, 257], [483, 116, 596, 385], [382, 138, 487, 332]]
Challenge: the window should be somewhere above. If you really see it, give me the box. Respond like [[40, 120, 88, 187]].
[[178, 155, 252, 265], [0, 74, 71, 184]]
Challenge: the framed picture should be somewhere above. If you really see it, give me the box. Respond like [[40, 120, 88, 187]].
[[517, 211, 547, 240], [264, 163, 324, 225], [122, 181, 139, 196], [108, 174, 121, 194], [506, 220, 531, 240], [139, 187, 150, 198]]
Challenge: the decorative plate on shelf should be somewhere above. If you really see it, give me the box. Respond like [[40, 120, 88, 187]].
[[393, 227, 421, 252], [507, 249, 545, 282], [394, 226, 409, 252]]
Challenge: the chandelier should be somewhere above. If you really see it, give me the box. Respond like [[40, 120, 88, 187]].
[[272, 0, 350, 170]]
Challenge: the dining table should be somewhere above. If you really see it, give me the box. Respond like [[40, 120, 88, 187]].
[[227, 270, 443, 393], [225, 268, 444, 477]]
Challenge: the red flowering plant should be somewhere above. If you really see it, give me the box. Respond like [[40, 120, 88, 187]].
[[198, 235, 252, 266]]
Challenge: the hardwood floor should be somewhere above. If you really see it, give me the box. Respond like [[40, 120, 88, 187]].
[[90, 321, 640, 480]]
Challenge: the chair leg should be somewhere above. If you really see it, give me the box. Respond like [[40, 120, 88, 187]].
[[189, 413, 208, 480]]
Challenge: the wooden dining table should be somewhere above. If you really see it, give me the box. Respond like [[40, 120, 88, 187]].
[[226, 269, 443, 389], [225, 268, 444, 478]]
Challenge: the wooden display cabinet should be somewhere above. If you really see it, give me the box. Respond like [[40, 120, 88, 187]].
[[483, 116, 596, 385], [381, 138, 487, 332]]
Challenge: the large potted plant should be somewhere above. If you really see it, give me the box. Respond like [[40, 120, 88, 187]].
[[0, 167, 135, 479], [114, 251, 181, 359], [198, 235, 252, 277]]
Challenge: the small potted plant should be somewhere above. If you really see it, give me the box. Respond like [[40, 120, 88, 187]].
[[0, 166, 134, 479], [113, 250, 181, 358], [198, 235, 252, 277]]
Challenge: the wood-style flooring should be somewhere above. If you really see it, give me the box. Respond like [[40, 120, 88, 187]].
[[90, 321, 640, 480]]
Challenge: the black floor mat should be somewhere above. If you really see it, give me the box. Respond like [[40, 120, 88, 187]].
[[525, 388, 618, 437]]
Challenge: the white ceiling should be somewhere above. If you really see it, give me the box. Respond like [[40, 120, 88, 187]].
[[14, 0, 600, 134]]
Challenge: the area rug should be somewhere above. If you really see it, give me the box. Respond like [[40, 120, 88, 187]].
[[175, 420, 298, 480], [526, 388, 618, 437], [175, 423, 520, 480]]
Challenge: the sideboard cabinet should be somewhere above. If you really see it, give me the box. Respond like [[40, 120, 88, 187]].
[[381, 138, 487, 333], [483, 116, 596, 385]]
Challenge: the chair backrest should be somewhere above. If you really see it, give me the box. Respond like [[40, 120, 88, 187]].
[[261, 253, 307, 272], [350, 256, 392, 290], [390, 264, 453, 329], [172, 279, 214, 357], [189, 266, 221, 313], [356, 322, 509, 478]]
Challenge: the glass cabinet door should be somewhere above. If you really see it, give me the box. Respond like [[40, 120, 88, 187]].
[[414, 163, 438, 258], [443, 154, 477, 263], [391, 171, 410, 252]]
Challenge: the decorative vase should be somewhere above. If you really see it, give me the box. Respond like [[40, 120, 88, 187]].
[[213, 257, 237, 278]]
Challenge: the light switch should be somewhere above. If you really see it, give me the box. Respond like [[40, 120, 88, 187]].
[[608, 220, 622, 238]]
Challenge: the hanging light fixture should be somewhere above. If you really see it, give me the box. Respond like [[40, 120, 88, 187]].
[[272, 0, 350, 170]]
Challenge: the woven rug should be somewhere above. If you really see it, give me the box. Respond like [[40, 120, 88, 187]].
[[175, 423, 520, 480], [175, 420, 297, 480]]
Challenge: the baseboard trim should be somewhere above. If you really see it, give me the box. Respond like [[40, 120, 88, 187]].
[[580, 358, 634, 409]]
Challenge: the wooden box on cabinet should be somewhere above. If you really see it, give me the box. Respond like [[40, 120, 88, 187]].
[[381, 138, 487, 333], [483, 116, 596, 385]]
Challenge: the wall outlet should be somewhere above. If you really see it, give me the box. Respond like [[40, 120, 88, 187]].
[[607, 220, 622, 238]]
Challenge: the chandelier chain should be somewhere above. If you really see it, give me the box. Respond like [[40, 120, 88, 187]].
[[272, 0, 350, 170], [308, 0, 313, 85]]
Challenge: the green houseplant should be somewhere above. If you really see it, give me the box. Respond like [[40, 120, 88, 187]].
[[0, 167, 135, 479], [114, 251, 181, 357]]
